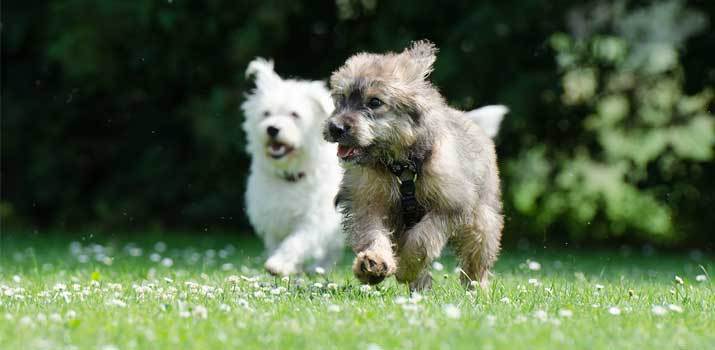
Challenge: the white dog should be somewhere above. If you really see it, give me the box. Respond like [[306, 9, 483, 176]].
[[240, 57, 508, 276], [241, 58, 344, 275]]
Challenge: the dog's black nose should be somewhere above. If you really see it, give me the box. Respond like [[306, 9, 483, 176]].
[[267, 126, 279, 138], [328, 121, 348, 139]]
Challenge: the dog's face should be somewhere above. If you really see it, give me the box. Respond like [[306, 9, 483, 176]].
[[241, 58, 333, 169], [323, 41, 440, 165]]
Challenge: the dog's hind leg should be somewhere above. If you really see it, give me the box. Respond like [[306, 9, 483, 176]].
[[454, 205, 503, 289], [395, 213, 449, 291]]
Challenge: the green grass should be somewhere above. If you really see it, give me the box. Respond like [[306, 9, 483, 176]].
[[1, 233, 713, 350]]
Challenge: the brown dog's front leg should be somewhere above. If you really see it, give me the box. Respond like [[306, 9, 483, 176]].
[[351, 231, 396, 285]]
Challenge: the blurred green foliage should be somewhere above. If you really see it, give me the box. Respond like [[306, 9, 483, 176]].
[[509, 1, 715, 244], [3, 1, 714, 247]]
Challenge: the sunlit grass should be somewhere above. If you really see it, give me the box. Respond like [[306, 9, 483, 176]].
[[1, 233, 713, 349]]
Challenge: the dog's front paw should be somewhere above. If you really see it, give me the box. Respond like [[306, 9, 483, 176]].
[[353, 250, 396, 285], [265, 257, 298, 276]]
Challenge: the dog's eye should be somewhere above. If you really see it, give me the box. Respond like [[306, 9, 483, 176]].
[[332, 94, 345, 108], [290, 111, 300, 119], [262, 111, 271, 118], [367, 97, 383, 109]]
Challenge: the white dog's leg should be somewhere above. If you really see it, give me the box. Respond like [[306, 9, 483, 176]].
[[308, 231, 344, 273], [264, 227, 329, 276]]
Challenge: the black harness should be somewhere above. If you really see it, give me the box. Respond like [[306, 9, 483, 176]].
[[388, 158, 426, 230]]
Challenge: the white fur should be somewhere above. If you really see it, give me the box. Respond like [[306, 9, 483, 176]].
[[465, 105, 508, 138], [241, 58, 343, 275]]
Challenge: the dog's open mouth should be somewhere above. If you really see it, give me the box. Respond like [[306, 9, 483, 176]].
[[267, 142, 294, 159], [337, 144, 363, 161]]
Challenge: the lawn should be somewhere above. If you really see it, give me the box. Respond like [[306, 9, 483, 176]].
[[1, 232, 713, 350]]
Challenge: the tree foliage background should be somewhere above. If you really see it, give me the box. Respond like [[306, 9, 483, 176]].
[[3, 0, 714, 248]]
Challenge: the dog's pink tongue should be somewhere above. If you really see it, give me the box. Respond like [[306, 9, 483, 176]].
[[337, 145, 353, 158]]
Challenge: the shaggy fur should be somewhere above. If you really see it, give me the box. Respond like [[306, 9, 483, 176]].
[[323, 41, 504, 290], [241, 58, 343, 275]]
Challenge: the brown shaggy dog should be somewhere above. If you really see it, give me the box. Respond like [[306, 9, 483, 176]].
[[323, 40, 503, 291]]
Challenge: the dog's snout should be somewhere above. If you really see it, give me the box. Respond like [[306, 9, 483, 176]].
[[328, 121, 349, 139], [266, 126, 280, 138]]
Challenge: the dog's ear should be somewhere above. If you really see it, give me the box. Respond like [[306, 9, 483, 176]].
[[306, 81, 335, 117], [245, 57, 282, 92], [401, 40, 438, 81]]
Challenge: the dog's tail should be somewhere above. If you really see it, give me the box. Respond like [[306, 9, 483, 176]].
[[245, 57, 282, 91], [464, 105, 508, 138]]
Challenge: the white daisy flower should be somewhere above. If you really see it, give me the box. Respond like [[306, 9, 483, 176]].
[[485, 314, 497, 326], [128, 247, 143, 257], [533, 310, 548, 321], [651, 305, 667, 316], [237, 298, 249, 308], [154, 241, 167, 252], [443, 304, 461, 319], [107, 299, 127, 308], [432, 261, 444, 271], [695, 274, 707, 282], [409, 293, 423, 304], [192, 305, 208, 319], [558, 309, 573, 318], [528, 261, 541, 271], [608, 306, 621, 315], [394, 296, 408, 305], [19, 316, 33, 327], [667, 304, 683, 313], [314, 267, 326, 275], [366, 343, 383, 350]]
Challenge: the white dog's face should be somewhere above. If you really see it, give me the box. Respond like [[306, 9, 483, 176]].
[[241, 58, 333, 170]]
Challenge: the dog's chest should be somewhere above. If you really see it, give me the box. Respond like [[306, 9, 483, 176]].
[[246, 175, 326, 239], [348, 169, 427, 227], [349, 165, 456, 233]]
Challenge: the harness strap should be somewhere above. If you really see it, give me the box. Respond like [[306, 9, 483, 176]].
[[389, 161, 426, 230]]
